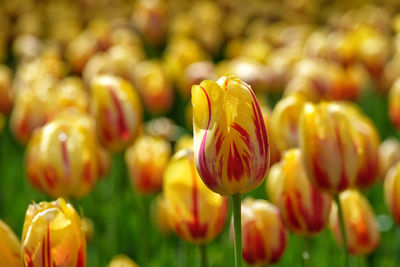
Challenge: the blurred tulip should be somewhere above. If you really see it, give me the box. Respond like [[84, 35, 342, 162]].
[[66, 31, 99, 74], [260, 104, 280, 165], [379, 138, 400, 179], [22, 198, 86, 267], [91, 75, 143, 152], [299, 102, 358, 195], [389, 78, 400, 129], [81, 217, 94, 244], [163, 149, 228, 244], [0, 65, 12, 113], [278, 149, 332, 236], [270, 94, 307, 153], [192, 75, 270, 195], [174, 134, 193, 152], [239, 198, 288, 266], [150, 194, 172, 234], [125, 135, 171, 194], [384, 161, 400, 225], [329, 190, 380, 256], [108, 255, 138, 267], [26, 112, 101, 198], [134, 60, 174, 114], [0, 220, 22, 267], [182, 61, 216, 97], [265, 161, 284, 205]]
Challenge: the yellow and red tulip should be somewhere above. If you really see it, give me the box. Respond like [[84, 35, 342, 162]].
[[22, 198, 86, 267], [279, 149, 332, 236], [125, 135, 171, 194], [26, 112, 100, 198], [192, 75, 270, 196], [108, 255, 138, 267], [379, 138, 400, 179], [91, 74, 143, 152], [265, 161, 284, 205], [389, 78, 400, 130], [163, 149, 228, 244], [384, 162, 400, 225], [329, 190, 380, 256], [299, 102, 358, 195], [0, 65, 12, 113], [0, 220, 22, 267], [240, 198, 288, 266], [260, 104, 280, 165]]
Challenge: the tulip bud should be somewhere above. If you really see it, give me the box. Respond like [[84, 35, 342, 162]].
[[150, 194, 172, 234], [108, 255, 138, 267], [0, 220, 22, 267], [22, 198, 86, 267], [270, 94, 307, 153], [192, 75, 270, 196], [174, 134, 194, 152], [239, 198, 288, 266], [91, 75, 143, 152], [134, 60, 174, 114], [329, 190, 380, 256], [265, 161, 284, 205], [81, 217, 94, 244], [0, 65, 12, 113], [384, 162, 400, 225], [260, 104, 281, 165], [379, 138, 400, 179], [163, 149, 228, 244], [389, 78, 400, 130], [125, 135, 171, 194], [279, 149, 332, 235], [26, 112, 100, 198], [299, 102, 358, 195]]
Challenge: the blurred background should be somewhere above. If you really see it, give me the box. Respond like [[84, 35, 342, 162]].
[[2, 0, 400, 266]]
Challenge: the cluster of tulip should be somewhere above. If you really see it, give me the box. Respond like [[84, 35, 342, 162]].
[[3, 0, 400, 266]]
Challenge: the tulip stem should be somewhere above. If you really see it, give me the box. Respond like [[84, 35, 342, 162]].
[[232, 193, 243, 267], [200, 244, 208, 267], [302, 237, 312, 267], [335, 194, 349, 267]]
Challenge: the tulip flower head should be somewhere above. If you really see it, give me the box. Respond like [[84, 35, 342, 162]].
[[108, 255, 138, 267], [22, 198, 86, 267], [384, 161, 400, 225], [299, 102, 358, 195], [329, 190, 380, 256], [379, 138, 400, 179], [240, 198, 288, 266], [265, 161, 284, 205], [389, 78, 400, 130], [0, 220, 22, 267], [192, 75, 270, 196], [163, 149, 228, 244], [91, 74, 143, 152]]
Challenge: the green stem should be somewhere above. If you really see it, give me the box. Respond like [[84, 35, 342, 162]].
[[232, 193, 243, 267], [335, 194, 349, 267], [200, 244, 208, 267], [302, 237, 311, 267]]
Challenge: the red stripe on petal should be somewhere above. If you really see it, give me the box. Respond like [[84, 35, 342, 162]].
[[228, 143, 244, 181]]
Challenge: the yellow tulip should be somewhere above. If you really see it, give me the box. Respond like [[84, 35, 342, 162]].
[[125, 135, 171, 194], [299, 102, 358, 195], [163, 149, 228, 244], [108, 255, 138, 267], [0, 65, 12, 113], [329, 190, 380, 256], [240, 198, 288, 266], [389, 78, 400, 130], [91, 74, 143, 152], [150, 194, 172, 234], [174, 135, 194, 152], [192, 75, 270, 196], [26, 112, 100, 198], [379, 138, 400, 179], [0, 220, 22, 267], [260, 104, 281, 165], [265, 161, 284, 205], [384, 162, 400, 226], [22, 198, 86, 267]]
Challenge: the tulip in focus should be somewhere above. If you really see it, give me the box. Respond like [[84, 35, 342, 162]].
[[26, 112, 101, 198], [379, 138, 400, 179], [125, 135, 171, 194], [239, 198, 288, 266], [329, 190, 380, 256], [91, 75, 143, 152], [163, 149, 228, 244], [299, 102, 358, 195], [0, 220, 22, 267], [22, 198, 86, 267], [384, 162, 400, 225], [278, 149, 332, 236], [108, 255, 138, 267], [192, 75, 270, 196]]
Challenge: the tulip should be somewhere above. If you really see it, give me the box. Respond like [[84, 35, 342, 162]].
[[91, 74, 143, 152], [389, 78, 400, 130], [329, 190, 380, 256], [125, 135, 171, 194], [379, 138, 400, 179], [0, 65, 12, 113], [174, 134, 194, 152], [81, 217, 94, 244], [265, 161, 284, 205], [299, 102, 358, 195], [0, 220, 22, 267], [192, 75, 269, 267], [278, 149, 332, 236], [26, 112, 101, 198], [270, 94, 307, 153], [150, 194, 172, 234], [134, 60, 174, 114], [22, 198, 86, 267], [108, 255, 138, 267], [384, 162, 400, 225], [260, 104, 280, 165], [239, 198, 288, 266], [163, 148, 228, 244]]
